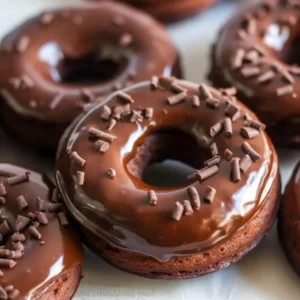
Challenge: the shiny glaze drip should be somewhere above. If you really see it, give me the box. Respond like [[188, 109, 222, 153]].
[[0, 163, 83, 299], [56, 80, 278, 262]]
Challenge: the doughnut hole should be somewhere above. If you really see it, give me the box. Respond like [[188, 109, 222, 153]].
[[38, 42, 129, 85], [125, 130, 211, 188]]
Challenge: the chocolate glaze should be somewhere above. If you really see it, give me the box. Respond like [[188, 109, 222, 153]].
[[0, 163, 83, 298], [56, 79, 278, 262], [93, 0, 216, 22], [0, 2, 181, 152], [278, 161, 300, 276], [209, 0, 300, 147]]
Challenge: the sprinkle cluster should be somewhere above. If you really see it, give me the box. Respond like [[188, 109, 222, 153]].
[[71, 76, 266, 222], [0, 169, 69, 298], [231, 0, 300, 98]]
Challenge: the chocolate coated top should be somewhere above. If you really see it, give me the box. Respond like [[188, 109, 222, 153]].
[[0, 2, 178, 126], [210, 0, 300, 126], [0, 163, 83, 299], [56, 79, 278, 261]]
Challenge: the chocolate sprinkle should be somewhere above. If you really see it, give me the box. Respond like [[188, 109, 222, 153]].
[[0, 249, 10, 258], [198, 165, 219, 181], [119, 33, 133, 46], [205, 156, 221, 167], [276, 84, 294, 96], [116, 91, 134, 104], [210, 121, 223, 137], [150, 76, 159, 90], [49, 92, 64, 110], [0, 183, 6, 197], [112, 106, 124, 120], [0, 197, 6, 205], [0, 259, 16, 269], [16, 195, 28, 211], [232, 48, 245, 69], [241, 142, 261, 161], [148, 190, 158, 206], [167, 91, 187, 105], [57, 212, 69, 227], [81, 89, 95, 102], [35, 212, 48, 225], [204, 186, 216, 203], [225, 103, 240, 121], [231, 158, 241, 182], [244, 120, 266, 131], [94, 140, 110, 153], [71, 151, 85, 167], [257, 70, 275, 83], [199, 84, 212, 99], [240, 127, 260, 139], [0, 170, 16, 177], [11, 233, 25, 243], [224, 118, 233, 137], [205, 97, 220, 109], [0, 287, 7, 299], [0, 221, 11, 236], [37, 197, 46, 212], [241, 66, 260, 78], [15, 35, 30, 53], [108, 119, 117, 131], [88, 127, 116, 143], [145, 108, 153, 119], [107, 168, 117, 179], [100, 106, 112, 120], [224, 149, 233, 161], [210, 142, 219, 156], [28, 226, 42, 239], [15, 216, 30, 231], [240, 154, 252, 173], [40, 12, 54, 25], [187, 186, 200, 210], [76, 171, 85, 185], [192, 95, 200, 107], [183, 200, 193, 216], [7, 173, 29, 186], [172, 202, 184, 221]]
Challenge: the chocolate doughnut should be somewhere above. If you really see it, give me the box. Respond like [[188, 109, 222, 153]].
[[99, 0, 217, 22], [0, 163, 83, 299], [278, 161, 300, 276], [56, 77, 279, 279], [209, 0, 300, 147], [0, 2, 181, 152]]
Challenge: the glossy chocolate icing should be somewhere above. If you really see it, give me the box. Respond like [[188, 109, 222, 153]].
[[56, 79, 278, 262], [0, 163, 83, 298], [103, 0, 216, 21], [0, 2, 181, 151], [209, 0, 300, 145]]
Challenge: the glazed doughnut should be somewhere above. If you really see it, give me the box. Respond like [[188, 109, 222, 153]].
[[209, 0, 300, 147], [100, 0, 217, 22], [0, 162, 83, 299], [278, 161, 300, 276], [0, 2, 181, 152], [56, 77, 279, 279]]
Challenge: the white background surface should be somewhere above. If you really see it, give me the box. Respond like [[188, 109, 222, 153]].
[[0, 0, 300, 299]]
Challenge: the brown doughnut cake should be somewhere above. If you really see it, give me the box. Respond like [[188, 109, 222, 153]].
[[94, 0, 217, 22], [0, 163, 83, 299], [209, 0, 300, 148], [278, 161, 300, 276], [0, 2, 181, 153], [56, 77, 280, 279]]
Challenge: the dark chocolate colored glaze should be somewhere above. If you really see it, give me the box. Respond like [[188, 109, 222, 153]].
[[56, 79, 278, 262], [209, 0, 300, 147], [93, 0, 216, 22], [0, 2, 181, 151], [278, 161, 300, 276], [0, 163, 83, 298]]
